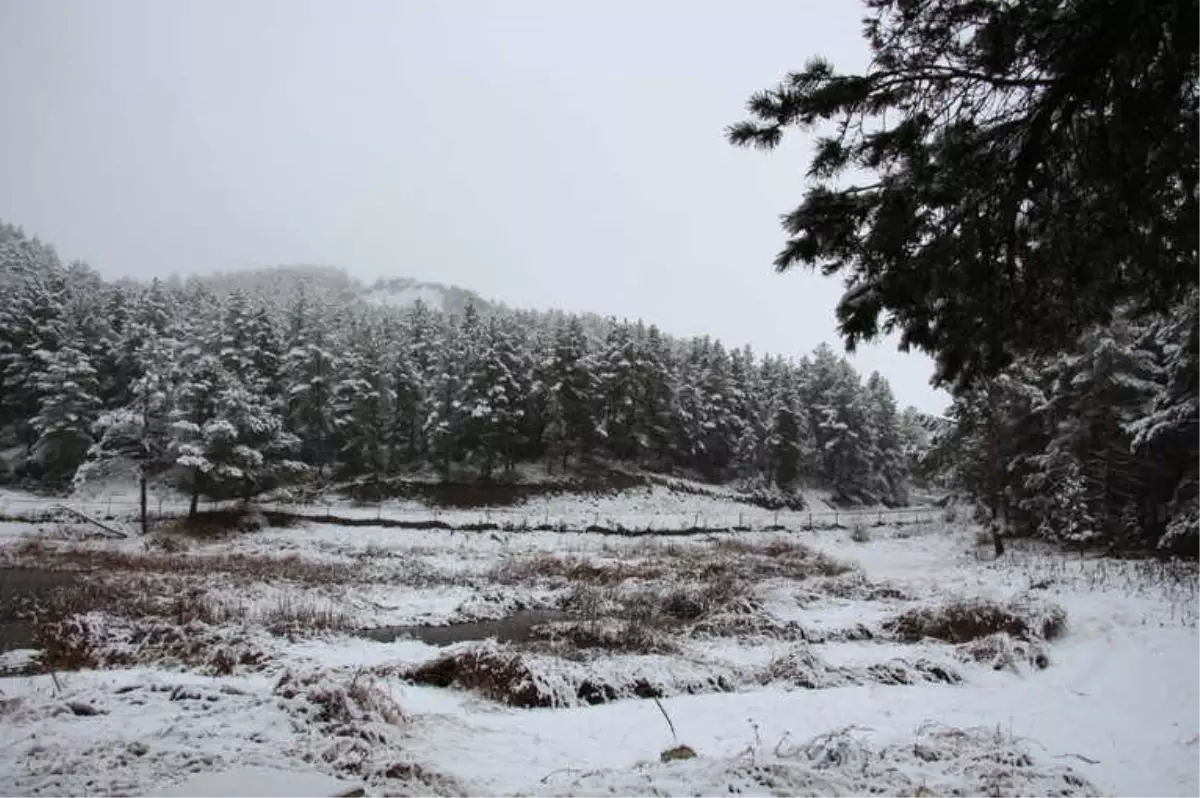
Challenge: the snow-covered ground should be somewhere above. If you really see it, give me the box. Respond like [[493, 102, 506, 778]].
[[0, 480, 931, 534], [0, 488, 1195, 797]]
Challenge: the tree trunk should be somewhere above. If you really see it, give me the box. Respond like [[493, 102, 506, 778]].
[[140, 466, 149, 535], [189, 480, 200, 518]]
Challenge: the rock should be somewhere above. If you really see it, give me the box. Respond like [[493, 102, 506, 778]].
[[66, 700, 105, 716]]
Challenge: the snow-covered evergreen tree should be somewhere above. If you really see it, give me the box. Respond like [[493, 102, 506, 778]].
[[30, 344, 102, 486]]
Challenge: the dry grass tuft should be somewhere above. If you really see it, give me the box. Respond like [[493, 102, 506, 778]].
[[405, 646, 548, 707], [760, 645, 852, 689], [956, 632, 1050, 673], [263, 594, 353, 635], [660, 744, 698, 763], [887, 596, 1067, 644], [529, 618, 677, 656]]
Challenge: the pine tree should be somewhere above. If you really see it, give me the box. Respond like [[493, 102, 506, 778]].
[[0, 263, 69, 450], [169, 349, 300, 514], [465, 316, 529, 476], [597, 322, 642, 461], [863, 372, 908, 505], [282, 300, 339, 475], [77, 331, 179, 531], [30, 344, 102, 486], [543, 317, 598, 470], [729, 0, 1196, 389], [334, 324, 393, 479], [770, 405, 801, 490]]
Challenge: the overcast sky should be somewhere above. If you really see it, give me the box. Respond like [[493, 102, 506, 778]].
[[0, 0, 949, 415]]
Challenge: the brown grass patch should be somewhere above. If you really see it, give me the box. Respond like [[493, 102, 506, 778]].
[[488, 553, 662, 586], [402, 644, 736, 707], [8, 545, 355, 586], [405, 646, 548, 707], [497, 539, 851, 594], [887, 596, 1067, 644], [709, 538, 852, 579]]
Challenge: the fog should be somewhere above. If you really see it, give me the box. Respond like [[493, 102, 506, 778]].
[[0, 0, 949, 414]]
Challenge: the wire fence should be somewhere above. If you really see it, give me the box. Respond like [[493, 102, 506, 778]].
[[0, 493, 946, 534]]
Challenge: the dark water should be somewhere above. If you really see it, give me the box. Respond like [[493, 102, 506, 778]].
[[359, 608, 570, 646], [0, 567, 76, 653]]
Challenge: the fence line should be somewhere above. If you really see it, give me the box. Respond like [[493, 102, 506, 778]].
[[0, 493, 942, 533]]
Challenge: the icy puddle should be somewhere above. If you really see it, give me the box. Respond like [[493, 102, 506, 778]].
[[0, 567, 77, 654]]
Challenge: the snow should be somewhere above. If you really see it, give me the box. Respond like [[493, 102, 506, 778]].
[[0, 492, 1195, 796], [157, 766, 362, 797]]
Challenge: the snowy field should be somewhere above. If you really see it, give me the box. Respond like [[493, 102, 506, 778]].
[[0, 487, 1196, 797]]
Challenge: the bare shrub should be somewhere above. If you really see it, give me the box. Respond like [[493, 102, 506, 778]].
[[34, 613, 100, 672], [887, 596, 1067, 643], [850, 524, 872, 543]]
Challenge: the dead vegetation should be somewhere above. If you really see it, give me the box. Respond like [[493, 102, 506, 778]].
[[22, 570, 353, 674], [493, 538, 852, 591], [275, 668, 406, 730], [553, 575, 768, 651], [401, 642, 737, 708], [263, 594, 354, 636], [404, 645, 550, 707], [527, 618, 678, 656], [956, 632, 1050, 673], [35, 609, 270, 675], [886, 596, 1068, 644], [540, 723, 1100, 797], [760, 645, 962, 689], [4, 544, 357, 586], [274, 668, 411, 783]]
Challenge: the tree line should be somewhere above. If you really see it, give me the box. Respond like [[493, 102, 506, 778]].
[[0, 222, 931, 515]]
